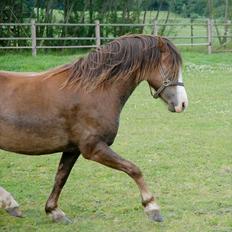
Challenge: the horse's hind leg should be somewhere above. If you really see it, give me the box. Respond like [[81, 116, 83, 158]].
[[0, 187, 23, 217], [45, 151, 80, 223], [81, 142, 163, 222]]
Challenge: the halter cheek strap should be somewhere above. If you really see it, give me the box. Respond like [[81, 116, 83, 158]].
[[149, 64, 184, 99], [149, 80, 184, 99]]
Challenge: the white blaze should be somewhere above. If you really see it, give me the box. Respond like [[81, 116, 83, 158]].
[[175, 67, 188, 112]]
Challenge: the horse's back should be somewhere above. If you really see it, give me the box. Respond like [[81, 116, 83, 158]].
[[0, 70, 41, 79], [0, 63, 70, 80]]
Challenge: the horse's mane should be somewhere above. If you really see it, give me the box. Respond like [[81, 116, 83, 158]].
[[62, 35, 182, 90]]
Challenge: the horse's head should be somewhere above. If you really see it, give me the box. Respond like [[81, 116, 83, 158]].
[[147, 39, 188, 113]]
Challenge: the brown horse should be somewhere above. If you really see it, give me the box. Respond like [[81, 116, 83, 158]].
[[0, 35, 188, 223]]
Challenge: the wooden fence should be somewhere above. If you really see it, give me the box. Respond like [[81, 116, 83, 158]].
[[0, 19, 231, 56]]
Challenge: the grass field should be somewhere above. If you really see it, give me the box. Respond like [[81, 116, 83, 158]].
[[0, 50, 232, 232]]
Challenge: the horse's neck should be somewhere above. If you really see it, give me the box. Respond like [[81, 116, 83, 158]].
[[115, 78, 139, 108]]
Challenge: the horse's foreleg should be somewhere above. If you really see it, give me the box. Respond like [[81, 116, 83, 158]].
[[81, 142, 163, 222], [45, 151, 80, 223]]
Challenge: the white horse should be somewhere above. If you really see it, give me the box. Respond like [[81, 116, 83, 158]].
[[0, 187, 22, 217]]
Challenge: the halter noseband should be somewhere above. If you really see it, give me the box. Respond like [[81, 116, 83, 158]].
[[149, 65, 184, 99]]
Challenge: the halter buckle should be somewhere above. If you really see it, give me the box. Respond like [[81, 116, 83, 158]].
[[163, 80, 171, 87]]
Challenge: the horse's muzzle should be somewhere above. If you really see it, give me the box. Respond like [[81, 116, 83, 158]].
[[168, 101, 187, 113]]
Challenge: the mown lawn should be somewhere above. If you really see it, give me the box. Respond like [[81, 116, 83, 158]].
[[0, 51, 231, 232]]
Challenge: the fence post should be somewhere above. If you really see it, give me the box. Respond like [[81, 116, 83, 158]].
[[152, 20, 158, 36], [190, 18, 194, 47], [95, 20, 101, 47], [207, 18, 212, 54], [31, 19, 36, 56]]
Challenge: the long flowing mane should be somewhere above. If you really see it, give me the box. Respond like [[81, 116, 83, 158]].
[[63, 35, 182, 90]]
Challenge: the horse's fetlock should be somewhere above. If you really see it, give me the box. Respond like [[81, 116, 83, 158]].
[[142, 196, 155, 207], [45, 203, 57, 214]]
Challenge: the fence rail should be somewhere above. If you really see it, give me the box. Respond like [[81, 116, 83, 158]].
[[0, 19, 231, 55]]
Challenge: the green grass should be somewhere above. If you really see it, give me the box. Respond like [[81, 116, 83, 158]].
[[0, 51, 232, 232]]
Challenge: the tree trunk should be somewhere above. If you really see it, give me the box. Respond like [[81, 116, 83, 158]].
[[222, 0, 229, 46], [208, 0, 212, 19], [214, 20, 223, 45], [141, 10, 147, 33], [160, 7, 170, 35]]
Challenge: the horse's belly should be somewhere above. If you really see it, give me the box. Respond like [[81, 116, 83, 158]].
[[0, 123, 69, 155]]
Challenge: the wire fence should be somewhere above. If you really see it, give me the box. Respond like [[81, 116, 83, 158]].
[[0, 19, 231, 56]]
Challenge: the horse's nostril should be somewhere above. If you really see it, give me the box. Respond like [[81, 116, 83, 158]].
[[182, 102, 185, 109]]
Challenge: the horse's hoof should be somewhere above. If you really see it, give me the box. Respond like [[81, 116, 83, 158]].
[[150, 210, 163, 222], [6, 207, 23, 218], [53, 215, 73, 224], [49, 208, 72, 224], [146, 209, 163, 222], [59, 215, 73, 224], [144, 203, 163, 223]]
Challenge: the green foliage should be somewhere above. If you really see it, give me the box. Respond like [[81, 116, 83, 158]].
[[0, 0, 32, 47], [0, 51, 232, 231], [212, 0, 232, 19], [173, 0, 208, 18], [0, 1, 231, 48]]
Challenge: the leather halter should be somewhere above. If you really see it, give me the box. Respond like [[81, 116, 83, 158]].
[[149, 65, 184, 99]]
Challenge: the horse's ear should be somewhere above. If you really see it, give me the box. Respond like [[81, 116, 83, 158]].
[[157, 37, 166, 53]]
